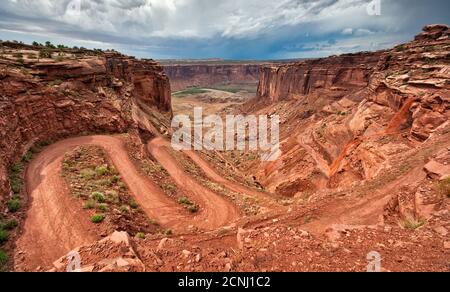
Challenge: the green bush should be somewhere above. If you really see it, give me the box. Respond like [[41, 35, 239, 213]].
[[164, 229, 173, 236], [97, 204, 109, 212], [178, 197, 194, 206], [95, 165, 109, 176], [22, 151, 33, 162], [9, 175, 22, 194], [91, 214, 105, 224], [187, 205, 199, 213], [91, 192, 106, 203], [7, 199, 21, 213], [0, 229, 9, 243], [129, 199, 138, 209], [1, 219, 18, 231], [11, 162, 24, 174], [0, 250, 8, 267], [135, 232, 146, 239], [106, 190, 119, 204], [119, 205, 129, 214]]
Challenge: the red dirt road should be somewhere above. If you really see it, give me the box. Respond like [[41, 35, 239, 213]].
[[17, 135, 239, 270], [147, 137, 239, 229]]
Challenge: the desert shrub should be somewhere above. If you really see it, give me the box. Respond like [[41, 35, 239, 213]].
[[91, 214, 105, 224], [149, 219, 159, 226], [0, 229, 9, 243], [91, 192, 106, 203], [39, 49, 52, 59], [402, 217, 426, 230], [437, 177, 450, 198], [83, 200, 96, 210], [11, 162, 24, 174], [49, 79, 62, 86], [129, 199, 138, 209], [187, 205, 199, 213], [7, 199, 21, 213], [0, 219, 18, 231], [9, 175, 22, 194], [106, 190, 119, 204], [164, 229, 173, 236], [80, 168, 96, 180], [22, 151, 33, 162], [135, 232, 146, 239], [95, 165, 109, 176], [178, 197, 199, 213], [0, 250, 8, 267], [119, 205, 129, 214], [110, 175, 120, 184], [97, 204, 109, 212], [178, 197, 193, 206], [55, 55, 64, 62]]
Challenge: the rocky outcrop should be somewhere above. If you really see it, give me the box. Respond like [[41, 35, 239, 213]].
[[0, 44, 172, 200], [164, 63, 261, 91], [257, 52, 382, 102], [251, 24, 450, 196]]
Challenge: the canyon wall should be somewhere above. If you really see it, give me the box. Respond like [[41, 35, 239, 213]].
[[257, 52, 383, 103], [0, 45, 171, 200], [164, 64, 261, 91], [251, 24, 450, 196]]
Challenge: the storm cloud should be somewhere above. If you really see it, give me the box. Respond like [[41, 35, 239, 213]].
[[0, 0, 448, 59]]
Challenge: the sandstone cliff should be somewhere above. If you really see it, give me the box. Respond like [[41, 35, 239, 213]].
[[248, 24, 449, 210], [164, 63, 261, 91], [0, 44, 172, 200], [257, 52, 382, 103]]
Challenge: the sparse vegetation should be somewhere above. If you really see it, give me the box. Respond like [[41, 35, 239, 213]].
[[396, 45, 407, 52], [62, 146, 157, 234], [0, 219, 18, 231], [173, 88, 210, 97], [178, 197, 199, 213], [437, 177, 450, 198], [55, 55, 64, 62], [7, 198, 21, 213], [135, 232, 146, 239], [402, 217, 427, 230], [0, 229, 9, 244], [95, 165, 109, 176], [0, 250, 8, 268], [91, 192, 106, 203], [49, 79, 63, 86], [91, 214, 105, 224], [39, 49, 52, 59], [83, 200, 96, 210], [164, 229, 173, 236], [129, 199, 138, 209]]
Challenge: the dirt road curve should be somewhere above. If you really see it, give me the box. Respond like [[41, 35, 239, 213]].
[[147, 137, 239, 229], [182, 149, 280, 210], [17, 135, 237, 270]]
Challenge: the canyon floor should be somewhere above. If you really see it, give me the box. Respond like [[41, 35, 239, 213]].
[[0, 25, 449, 272]]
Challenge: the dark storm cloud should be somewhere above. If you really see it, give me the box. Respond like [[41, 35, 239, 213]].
[[0, 0, 448, 59]]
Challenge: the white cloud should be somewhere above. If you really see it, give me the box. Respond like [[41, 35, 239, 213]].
[[1, 0, 377, 39]]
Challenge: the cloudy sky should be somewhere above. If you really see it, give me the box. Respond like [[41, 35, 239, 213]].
[[0, 0, 448, 60]]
